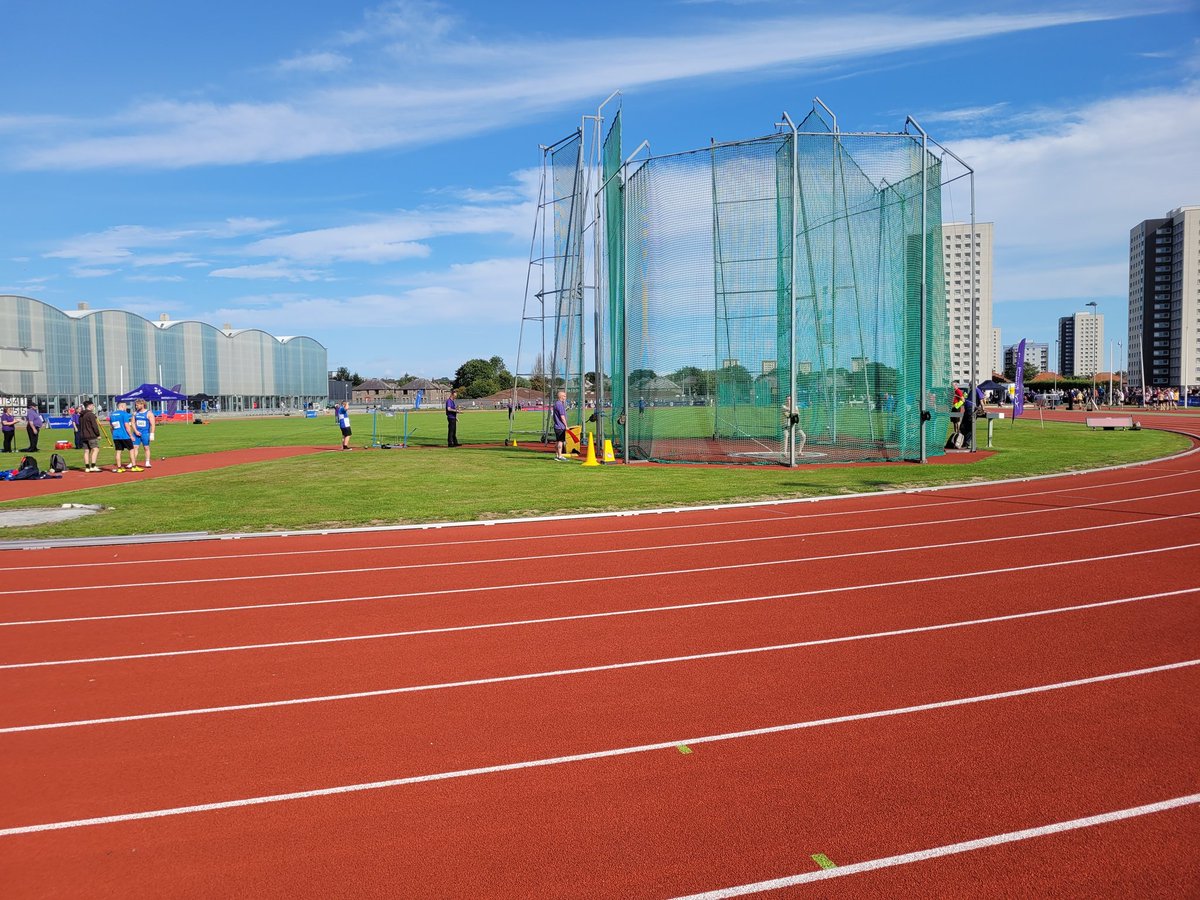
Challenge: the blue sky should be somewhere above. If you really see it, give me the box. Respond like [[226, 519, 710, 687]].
[[2, 0, 1198, 378]]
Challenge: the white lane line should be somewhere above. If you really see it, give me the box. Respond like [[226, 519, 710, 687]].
[[2, 659, 1195, 838], [5, 537, 1198, 630], [4, 502, 1194, 653], [5, 588, 1195, 731], [673, 793, 1200, 898], [4, 487, 1195, 600], [5, 467, 1193, 573]]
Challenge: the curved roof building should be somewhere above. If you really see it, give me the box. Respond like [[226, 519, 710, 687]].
[[0, 295, 327, 412]]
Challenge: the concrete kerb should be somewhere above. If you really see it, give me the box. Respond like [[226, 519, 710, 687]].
[[0, 427, 1196, 553]]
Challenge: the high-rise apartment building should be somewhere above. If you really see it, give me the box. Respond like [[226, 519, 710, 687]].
[[1004, 341, 1049, 374], [942, 222, 993, 385], [1128, 206, 1200, 390], [993, 327, 1002, 376], [1058, 310, 1104, 378]]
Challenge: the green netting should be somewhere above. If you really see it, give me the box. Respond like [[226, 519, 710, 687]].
[[609, 115, 948, 465], [550, 131, 586, 418], [603, 113, 625, 434]]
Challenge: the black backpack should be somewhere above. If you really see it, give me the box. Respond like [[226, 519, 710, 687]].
[[12, 456, 41, 480], [49, 453, 67, 473]]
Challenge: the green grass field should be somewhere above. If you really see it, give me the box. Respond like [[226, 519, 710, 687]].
[[0, 411, 1188, 540]]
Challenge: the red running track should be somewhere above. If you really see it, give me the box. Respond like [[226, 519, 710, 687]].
[[1, 411, 1198, 897]]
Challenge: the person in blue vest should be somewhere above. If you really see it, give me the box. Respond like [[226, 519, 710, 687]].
[[133, 400, 155, 468], [336, 400, 352, 450], [445, 389, 461, 447], [109, 401, 139, 472]]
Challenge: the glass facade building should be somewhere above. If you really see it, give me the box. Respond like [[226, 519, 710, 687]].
[[0, 295, 327, 412]]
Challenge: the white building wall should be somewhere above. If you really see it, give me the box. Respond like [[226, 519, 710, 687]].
[[1171, 207, 1200, 390], [942, 222, 993, 385]]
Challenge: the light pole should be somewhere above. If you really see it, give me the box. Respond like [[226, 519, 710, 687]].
[[1118, 341, 1123, 405], [1086, 301, 1098, 405]]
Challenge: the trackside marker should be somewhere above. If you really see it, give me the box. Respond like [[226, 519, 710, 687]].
[[677, 745, 693, 755], [810, 854, 836, 870], [0, 659, 1194, 838], [672, 793, 1200, 898]]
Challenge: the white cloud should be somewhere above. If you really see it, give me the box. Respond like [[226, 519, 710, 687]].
[[926, 81, 1200, 343], [919, 102, 1009, 125], [126, 273, 186, 283], [71, 267, 118, 278], [211, 256, 528, 333], [275, 52, 351, 74], [7, 6, 1165, 170], [43, 219, 279, 269], [209, 261, 329, 282]]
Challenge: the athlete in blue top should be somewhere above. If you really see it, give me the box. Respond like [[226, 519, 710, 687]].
[[552, 390, 568, 461], [133, 400, 155, 469], [336, 401, 352, 450], [109, 401, 138, 472]]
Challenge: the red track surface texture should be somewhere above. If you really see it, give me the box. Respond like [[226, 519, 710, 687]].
[[2, 411, 1199, 898]]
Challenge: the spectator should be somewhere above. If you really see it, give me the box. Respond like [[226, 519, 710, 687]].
[[553, 390, 568, 461], [133, 400, 155, 469], [108, 401, 136, 472], [445, 389, 461, 447], [1, 406, 15, 453], [69, 405, 82, 449], [21, 402, 43, 453], [79, 400, 102, 472]]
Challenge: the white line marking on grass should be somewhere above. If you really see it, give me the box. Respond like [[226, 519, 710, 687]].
[[4, 538, 1198, 630], [1, 659, 1195, 837], [5, 588, 1196, 731], [4, 487, 1195, 607], [3, 468, 1192, 573], [672, 793, 1200, 898]]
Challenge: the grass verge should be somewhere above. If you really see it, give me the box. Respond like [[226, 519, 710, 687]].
[[0, 415, 1189, 540]]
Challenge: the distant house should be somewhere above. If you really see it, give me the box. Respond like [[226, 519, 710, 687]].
[[478, 388, 546, 407], [396, 378, 451, 407], [351, 378, 397, 403], [641, 377, 682, 399]]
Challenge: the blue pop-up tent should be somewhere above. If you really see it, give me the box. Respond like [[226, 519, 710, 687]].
[[115, 383, 188, 402]]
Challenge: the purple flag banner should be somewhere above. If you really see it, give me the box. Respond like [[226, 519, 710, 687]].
[[1013, 339, 1027, 418]]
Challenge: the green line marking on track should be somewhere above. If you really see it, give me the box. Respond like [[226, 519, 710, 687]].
[[811, 853, 837, 870], [676, 744, 693, 755]]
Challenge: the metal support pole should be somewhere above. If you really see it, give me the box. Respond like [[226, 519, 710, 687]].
[[967, 169, 977, 450], [782, 112, 799, 466], [906, 116, 929, 463], [589, 91, 620, 455], [620, 141, 648, 463]]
